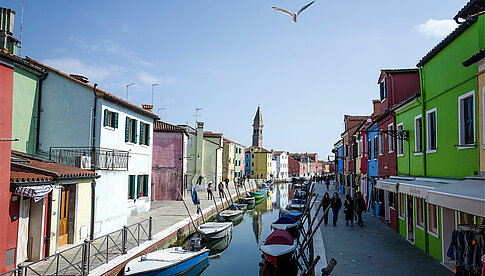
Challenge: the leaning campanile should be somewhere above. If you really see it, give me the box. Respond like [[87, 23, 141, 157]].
[[252, 106, 263, 148]]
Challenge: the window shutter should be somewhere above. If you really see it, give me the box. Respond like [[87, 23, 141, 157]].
[[139, 122, 144, 144], [125, 118, 130, 142], [129, 175, 135, 199], [146, 124, 150, 146], [113, 112, 118, 128], [136, 175, 141, 198], [143, 175, 148, 197], [104, 109, 108, 126], [133, 120, 138, 143]]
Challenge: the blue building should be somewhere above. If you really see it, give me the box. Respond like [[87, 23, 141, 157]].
[[366, 123, 379, 216], [334, 139, 344, 192]]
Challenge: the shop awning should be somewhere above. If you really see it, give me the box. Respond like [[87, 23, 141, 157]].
[[427, 179, 485, 217], [376, 179, 399, 193], [398, 179, 446, 198], [15, 185, 54, 202]]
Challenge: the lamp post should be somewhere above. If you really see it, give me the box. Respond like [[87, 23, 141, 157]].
[[151, 83, 159, 105], [126, 83, 135, 100]]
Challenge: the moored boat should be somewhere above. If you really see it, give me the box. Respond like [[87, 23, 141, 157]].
[[271, 215, 300, 237], [249, 190, 268, 199], [241, 196, 255, 205], [196, 222, 233, 241], [219, 210, 244, 222], [124, 240, 209, 276], [233, 202, 248, 211], [260, 229, 297, 267]]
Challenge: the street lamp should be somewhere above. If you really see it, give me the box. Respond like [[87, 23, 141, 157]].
[[126, 83, 135, 100], [151, 83, 159, 105]]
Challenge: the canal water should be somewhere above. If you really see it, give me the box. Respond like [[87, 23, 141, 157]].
[[193, 182, 293, 275]]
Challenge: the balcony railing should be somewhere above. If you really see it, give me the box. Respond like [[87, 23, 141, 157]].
[[49, 147, 129, 170]]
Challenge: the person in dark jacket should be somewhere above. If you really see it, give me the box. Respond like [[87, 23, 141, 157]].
[[353, 191, 366, 227], [344, 194, 354, 227], [322, 192, 331, 226], [330, 192, 342, 226], [325, 177, 330, 190]]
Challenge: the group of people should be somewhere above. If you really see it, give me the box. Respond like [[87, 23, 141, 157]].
[[206, 177, 242, 200], [321, 191, 366, 227]]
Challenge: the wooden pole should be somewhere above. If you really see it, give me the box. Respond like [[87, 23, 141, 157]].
[[212, 192, 219, 213], [199, 204, 206, 223], [233, 180, 241, 201], [177, 189, 199, 236]]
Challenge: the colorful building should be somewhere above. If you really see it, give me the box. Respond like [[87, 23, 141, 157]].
[[273, 151, 289, 179], [222, 138, 245, 183], [152, 121, 188, 201], [246, 146, 272, 179]]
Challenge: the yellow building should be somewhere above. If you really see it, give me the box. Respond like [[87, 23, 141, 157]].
[[247, 146, 272, 179]]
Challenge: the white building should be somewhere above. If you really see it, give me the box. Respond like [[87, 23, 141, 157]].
[[32, 58, 158, 238], [273, 151, 289, 180]]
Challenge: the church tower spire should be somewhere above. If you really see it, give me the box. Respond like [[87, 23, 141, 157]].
[[252, 106, 263, 148]]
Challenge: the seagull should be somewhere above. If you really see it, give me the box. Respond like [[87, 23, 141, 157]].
[[272, 1, 315, 23]]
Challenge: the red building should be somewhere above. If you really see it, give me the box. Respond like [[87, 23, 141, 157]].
[[0, 50, 15, 273]]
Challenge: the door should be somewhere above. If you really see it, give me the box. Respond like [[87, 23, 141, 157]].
[[442, 208, 456, 265], [16, 197, 30, 263], [58, 187, 70, 247], [407, 195, 414, 242]]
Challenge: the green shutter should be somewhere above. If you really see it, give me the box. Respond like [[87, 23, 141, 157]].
[[129, 175, 135, 199], [113, 112, 118, 128], [143, 175, 148, 197], [146, 124, 150, 146], [125, 117, 130, 142], [104, 109, 108, 126], [139, 122, 144, 144], [133, 120, 138, 143], [136, 175, 141, 198]]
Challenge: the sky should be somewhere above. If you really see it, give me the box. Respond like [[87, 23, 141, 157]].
[[1, 0, 465, 160]]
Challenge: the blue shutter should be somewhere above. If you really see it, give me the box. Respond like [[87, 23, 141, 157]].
[[146, 124, 150, 146], [125, 117, 130, 142], [104, 109, 108, 126], [113, 112, 118, 128], [136, 175, 141, 198], [129, 175, 135, 199], [133, 120, 138, 143], [143, 175, 148, 197], [139, 122, 144, 144]]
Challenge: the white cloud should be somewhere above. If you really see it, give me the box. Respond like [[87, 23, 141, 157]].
[[42, 57, 126, 81], [416, 19, 458, 38]]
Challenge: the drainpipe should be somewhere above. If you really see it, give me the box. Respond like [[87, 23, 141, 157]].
[[90, 83, 97, 240], [35, 72, 48, 155]]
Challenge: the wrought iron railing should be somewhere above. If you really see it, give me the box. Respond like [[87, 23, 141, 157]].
[[0, 269, 18, 276], [18, 218, 152, 276], [49, 147, 129, 170]]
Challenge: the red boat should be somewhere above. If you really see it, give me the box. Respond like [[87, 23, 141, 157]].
[[260, 229, 297, 267]]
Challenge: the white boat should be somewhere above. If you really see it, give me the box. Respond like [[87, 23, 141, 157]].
[[219, 210, 243, 221], [241, 197, 255, 204], [196, 222, 233, 241], [260, 229, 298, 267], [124, 247, 209, 276]]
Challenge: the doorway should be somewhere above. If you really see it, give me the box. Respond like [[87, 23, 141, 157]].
[[407, 195, 414, 242], [58, 186, 70, 247], [442, 208, 456, 265]]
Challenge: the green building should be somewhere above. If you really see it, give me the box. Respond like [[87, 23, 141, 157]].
[[378, 2, 485, 268]]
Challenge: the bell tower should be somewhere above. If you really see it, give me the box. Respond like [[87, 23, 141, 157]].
[[252, 106, 263, 148]]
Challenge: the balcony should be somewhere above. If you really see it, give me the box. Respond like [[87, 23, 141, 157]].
[[49, 147, 129, 170]]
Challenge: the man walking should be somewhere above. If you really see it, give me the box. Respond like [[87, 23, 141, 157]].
[[218, 182, 225, 198], [354, 191, 366, 227], [207, 182, 214, 200], [330, 192, 342, 226], [325, 177, 330, 190]]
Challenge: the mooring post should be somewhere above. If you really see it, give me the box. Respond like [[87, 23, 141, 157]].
[[82, 239, 90, 275], [17, 264, 24, 276], [122, 226, 128, 254], [148, 216, 153, 240]]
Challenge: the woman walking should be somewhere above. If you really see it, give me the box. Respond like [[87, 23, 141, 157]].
[[322, 192, 331, 226], [330, 192, 342, 226], [218, 182, 225, 198], [207, 182, 214, 200], [344, 194, 354, 227]]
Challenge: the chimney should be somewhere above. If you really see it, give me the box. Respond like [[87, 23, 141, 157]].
[[69, 74, 89, 83], [372, 99, 381, 117], [0, 7, 18, 54], [142, 104, 153, 112]]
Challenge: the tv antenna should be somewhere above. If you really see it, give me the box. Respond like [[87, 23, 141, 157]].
[[157, 108, 166, 118], [193, 107, 202, 125], [19, 0, 24, 56]]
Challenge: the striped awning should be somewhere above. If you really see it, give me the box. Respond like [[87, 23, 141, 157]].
[[15, 185, 54, 202]]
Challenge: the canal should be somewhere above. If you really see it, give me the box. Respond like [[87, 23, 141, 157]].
[[190, 182, 293, 275]]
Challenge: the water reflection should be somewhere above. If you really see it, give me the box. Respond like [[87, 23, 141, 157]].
[[202, 233, 232, 256]]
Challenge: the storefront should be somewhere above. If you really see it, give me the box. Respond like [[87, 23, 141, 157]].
[[376, 178, 399, 232]]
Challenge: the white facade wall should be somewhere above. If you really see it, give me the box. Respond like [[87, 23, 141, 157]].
[[276, 152, 289, 179]]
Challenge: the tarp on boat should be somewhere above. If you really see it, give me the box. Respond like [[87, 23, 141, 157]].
[[273, 215, 297, 225], [264, 229, 294, 245]]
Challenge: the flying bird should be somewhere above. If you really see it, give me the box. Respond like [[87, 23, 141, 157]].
[[272, 1, 315, 23]]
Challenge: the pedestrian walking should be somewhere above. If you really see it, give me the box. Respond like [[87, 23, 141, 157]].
[[344, 194, 354, 227], [224, 178, 229, 190], [325, 177, 330, 190], [330, 192, 342, 226], [353, 191, 366, 227], [218, 182, 225, 198], [207, 182, 214, 200], [322, 192, 331, 226]]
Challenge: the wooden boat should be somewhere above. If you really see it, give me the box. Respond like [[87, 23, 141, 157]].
[[249, 190, 268, 199], [260, 229, 297, 267], [241, 196, 255, 205], [271, 215, 300, 238], [279, 209, 302, 220], [196, 222, 232, 241], [124, 246, 209, 275], [219, 210, 243, 222], [233, 203, 248, 211]]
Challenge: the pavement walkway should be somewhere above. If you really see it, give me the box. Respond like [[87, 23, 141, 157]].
[[312, 181, 453, 276]]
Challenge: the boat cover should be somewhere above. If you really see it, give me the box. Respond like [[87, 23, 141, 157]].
[[264, 229, 294, 245], [273, 215, 298, 225]]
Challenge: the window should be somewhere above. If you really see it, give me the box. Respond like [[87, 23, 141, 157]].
[[427, 203, 438, 236], [138, 175, 149, 198], [104, 109, 119, 128], [245, 162, 248, 167], [414, 115, 422, 153], [251, 154, 254, 158], [251, 171, 254, 176], [397, 123, 404, 156], [426, 109, 437, 152], [388, 124, 394, 153], [373, 136, 378, 159], [251, 162, 254, 167], [125, 117, 138, 143], [128, 175, 136, 199], [416, 198, 424, 229], [380, 78, 387, 101], [139, 122, 150, 146], [459, 212, 474, 225], [458, 91, 475, 147], [378, 133, 383, 155], [366, 139, 371, 157], [399, 193, 405, 219]]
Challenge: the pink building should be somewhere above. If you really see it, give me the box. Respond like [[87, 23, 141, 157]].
[[152, 121, 188, 201]]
